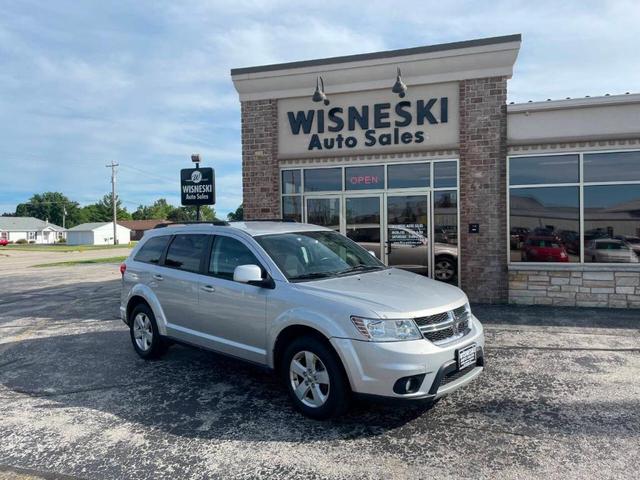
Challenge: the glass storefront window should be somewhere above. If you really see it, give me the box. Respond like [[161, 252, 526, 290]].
[[434, 161, 457, 188], [345, 166, 385, 190], [387, 163, 430, 189], [584, 184, 640, 263], [304, 168, 342, 192], [307, 198, 340, 230], [509, 187, 579, 263], [584, 151, 640, 183], [282, 170, 301, 194], [282, 196, 302, 222], [509, 155, 579, 185], [387, 195, 429, 277], [433, 191, 458, 284]]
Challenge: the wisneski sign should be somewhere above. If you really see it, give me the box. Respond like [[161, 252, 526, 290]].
[[278, 82, 458, 157]]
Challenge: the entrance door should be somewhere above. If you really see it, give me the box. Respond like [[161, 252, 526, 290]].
[[305, 196, 341, 231], [345, 196, 383, 260], [385, 194, 430, 275]]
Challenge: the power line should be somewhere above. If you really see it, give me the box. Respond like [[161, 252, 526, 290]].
[[106, 161, 119, 245]]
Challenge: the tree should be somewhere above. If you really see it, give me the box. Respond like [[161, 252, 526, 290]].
[[227, 204, 244, 221], [167, 205, 217, 222], [132, 198, 174, 220], [80, 194, 132, 223], [14, 192, 83, 228]]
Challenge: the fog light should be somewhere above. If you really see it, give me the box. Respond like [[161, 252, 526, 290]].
[[393, 374, 426, 394]]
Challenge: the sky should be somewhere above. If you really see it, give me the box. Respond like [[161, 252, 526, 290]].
[[1, 1, 639, 218]]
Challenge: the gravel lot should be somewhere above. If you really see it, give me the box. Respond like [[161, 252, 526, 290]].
[[0, 249, 639, 479]]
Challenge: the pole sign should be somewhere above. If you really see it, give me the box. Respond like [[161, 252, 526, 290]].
[[180, 167, 215, 205]]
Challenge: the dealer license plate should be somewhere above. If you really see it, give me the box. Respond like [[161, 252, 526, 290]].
[[457, 344, 477, 370]]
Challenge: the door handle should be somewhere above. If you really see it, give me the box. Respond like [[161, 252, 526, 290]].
[[201, 285, 216, 293], [153, 274, 164, 281]]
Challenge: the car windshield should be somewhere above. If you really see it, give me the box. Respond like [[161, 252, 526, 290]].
[[527, 239, 560, 248], [255, 230, 386, 282]]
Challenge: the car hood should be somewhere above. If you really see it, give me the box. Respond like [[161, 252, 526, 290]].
[[292, 268, 467, 318]]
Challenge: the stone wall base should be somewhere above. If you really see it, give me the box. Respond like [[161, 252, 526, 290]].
[[509, 266, 640, 308]]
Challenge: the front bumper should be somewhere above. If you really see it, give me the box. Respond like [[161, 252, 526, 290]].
[[330, 314, 484, 400]]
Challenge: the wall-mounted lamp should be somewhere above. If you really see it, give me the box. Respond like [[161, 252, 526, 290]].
[[392, 67, 407, 98], [312, 76, 330, 105]]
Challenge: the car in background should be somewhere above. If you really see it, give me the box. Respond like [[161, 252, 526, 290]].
[[585, 239, 639, 263], [614, 235, 640, 257], [510, 227, 529, 250], [0, 238, 8, 246], [521, 236, 569, 262], [557, 230, 579, 255], [385, 226, 458, 282]]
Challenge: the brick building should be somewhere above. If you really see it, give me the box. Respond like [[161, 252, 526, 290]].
[[231, 34, 640, 308]]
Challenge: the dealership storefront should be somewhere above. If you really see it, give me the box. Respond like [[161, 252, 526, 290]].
[[231, 34, 640, 308]]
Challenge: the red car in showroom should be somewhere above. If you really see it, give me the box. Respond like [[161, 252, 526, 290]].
[[521, 235, 569, 262]]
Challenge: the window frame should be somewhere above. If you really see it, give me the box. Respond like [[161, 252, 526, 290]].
[[204, 233, 269, 283], [160, 234, 211, 274], [134, 234, 173, 266], [507, 149, 640, 266]]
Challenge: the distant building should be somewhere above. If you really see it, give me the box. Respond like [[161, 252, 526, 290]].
[[0, 217, 65, 244], [66, 222, 131, 246], [117, 219, 170, 241]]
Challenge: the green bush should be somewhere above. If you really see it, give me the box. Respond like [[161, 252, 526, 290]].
[[28, 240, 36, 244], [16, 239, 28, 244], [57, 237, 67, 243]]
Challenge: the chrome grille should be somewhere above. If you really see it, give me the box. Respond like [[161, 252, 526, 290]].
[[415, 305, 471, 345]]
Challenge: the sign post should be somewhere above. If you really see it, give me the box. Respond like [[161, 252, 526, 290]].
[[181, 154, 215, 220]]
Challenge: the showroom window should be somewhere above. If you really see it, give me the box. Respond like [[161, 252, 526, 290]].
[[281, 169, 302, 222], [508, 151, 640, 264]]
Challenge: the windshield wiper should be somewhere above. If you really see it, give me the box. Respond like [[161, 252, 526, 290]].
[[289, 272, 335, 282], [337, 265, 384, 276]]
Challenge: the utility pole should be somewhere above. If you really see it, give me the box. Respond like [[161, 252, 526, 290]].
[[106, 161, 119, 245]]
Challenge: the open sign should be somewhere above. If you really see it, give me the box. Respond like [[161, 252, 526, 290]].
[[350, 175, 380, 185]]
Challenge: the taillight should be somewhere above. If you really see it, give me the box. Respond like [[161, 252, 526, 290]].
[[119, 263, 127, 275]]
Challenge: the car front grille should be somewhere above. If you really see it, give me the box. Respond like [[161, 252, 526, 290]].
[[440, 364, 475, 386], [414, 305, 471, 345]]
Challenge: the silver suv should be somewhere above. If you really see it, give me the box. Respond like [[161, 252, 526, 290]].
[[120, 221, 484, 419]]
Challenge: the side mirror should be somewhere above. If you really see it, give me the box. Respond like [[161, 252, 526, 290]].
[[233, 264, 275, 288], [368, 250, 377, 258]]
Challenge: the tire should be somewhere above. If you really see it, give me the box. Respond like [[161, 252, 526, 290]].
[[129, 303, 169, 360], [434, 256, 456, 282], [281, 336, 350, 420]]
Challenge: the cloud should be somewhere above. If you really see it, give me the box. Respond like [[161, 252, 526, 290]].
[[1, 1, 639, 218]]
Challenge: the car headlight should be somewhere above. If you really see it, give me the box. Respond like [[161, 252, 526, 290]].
[[351, 316, 422, 342]]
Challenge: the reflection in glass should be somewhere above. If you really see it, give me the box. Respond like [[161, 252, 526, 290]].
[[304, 168, 342, 192], [433, 191, 458, 284], [282, 170, 301, 194], [345, 166, 385, 190], [282, 196, 302, 222], [387, 195, 428, 276], [584, 185, 640, 263], [307, 198, 340, 231], [387, 163, 430, 189], [509, 187, 579, 262], [346, 197, 381, 259], [434, 161, 457, 188], [584, 151, 640, 183], [509, 155, 579, 185]]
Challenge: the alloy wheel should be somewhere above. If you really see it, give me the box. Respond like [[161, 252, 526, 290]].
[[289, 351, 330, 408], [434, 259, 455, 281], [133, 312, 153, 351]]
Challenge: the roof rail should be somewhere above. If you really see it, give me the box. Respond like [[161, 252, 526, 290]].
[[153, 221, 230, 229], [245, 218, 297, 223]]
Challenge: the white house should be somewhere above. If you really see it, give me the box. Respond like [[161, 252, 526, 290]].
[[0, 217, 66, 244], [66, 222, 131, 246]]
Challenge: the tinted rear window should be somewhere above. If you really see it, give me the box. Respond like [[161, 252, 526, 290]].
[[134, 236, 171, 264], [164, 234, 209, 272]]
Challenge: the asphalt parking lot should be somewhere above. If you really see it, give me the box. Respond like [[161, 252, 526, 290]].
[[1, 249, 639, 479]]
